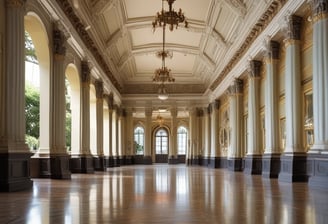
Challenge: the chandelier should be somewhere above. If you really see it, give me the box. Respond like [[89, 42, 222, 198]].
[[158, 83, 169, 100]]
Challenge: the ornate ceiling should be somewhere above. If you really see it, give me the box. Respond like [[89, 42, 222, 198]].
[[59, 0, 285, 102]]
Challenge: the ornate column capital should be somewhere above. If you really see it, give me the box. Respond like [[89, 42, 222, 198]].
[[210, 99, 220, 111], [53, 28, 66, 60], [94, 80, 104, 99], [81, 61, 91, 83], [227, 78, 243, 95], [5, 0, 26, 8], [264, 40, 280, 61], [309, 0, 328, 22], [248, 60, 262, 78], [283, 15, 302, 45]]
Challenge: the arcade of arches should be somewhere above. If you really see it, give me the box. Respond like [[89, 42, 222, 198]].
[[1, 0, 328, 193]]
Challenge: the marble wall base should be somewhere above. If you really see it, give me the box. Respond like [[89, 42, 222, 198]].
[[278, 153, 308, 182], [113, 156, 121, 167], [132, 155, 145, 164], [70, 155, 94, 173], [50, 154, 71, 179], [93, 156, 105, 171], [104, 156, 114, 168], [168, 156, 179, 164], [262, 153, 281, 178], [125, 156, 133, 165], [0, 152, 33, 192], [307, 153, 328, 189], [30, 156, 51, 178], [244, 155, 262, 175], [209, 157, 227, 169], [227, 158, 244, 171], [143, 156, 153, 165], [200, 157, 210, 167]]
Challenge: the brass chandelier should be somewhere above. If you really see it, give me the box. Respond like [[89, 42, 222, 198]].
[[152, 0, 188, 100]]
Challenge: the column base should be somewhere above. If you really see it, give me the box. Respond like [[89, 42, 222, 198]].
[[191, 156, 200, 166], [209, 157, 227, 168], [262, 153, 281, 178], [50, 154, 71, 179], [177, 155, 186, 164], [119, 156, 126, 165], [30, 155, 51, 178], [168, 156, 179, 164], [70, 155, 94, 173], [93, 156, 105, 171], [186, 158, 191, 166], [113, 156, 120, 167], [307, 152, 328, 189], [200, 156, 210, 167], [244, 155, 262, 175], [105, 156, 114, 168], [0, 152, 33, 192], [125, 156, 133, 165], [227, 158, 244, 171], [132, 155, 144, 164], [143, 156, 153, 165], [278, 153, 308, 183]]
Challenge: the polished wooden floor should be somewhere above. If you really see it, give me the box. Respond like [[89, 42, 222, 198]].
[[0, 165, 327, 224]]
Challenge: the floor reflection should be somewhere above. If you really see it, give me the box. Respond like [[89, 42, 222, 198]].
[[0, 165, 327, 223]]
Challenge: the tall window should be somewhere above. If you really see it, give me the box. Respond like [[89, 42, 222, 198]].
[[155, 128, 168, 154], [134, 127, 144, 155], [177, 126, 187, 155]]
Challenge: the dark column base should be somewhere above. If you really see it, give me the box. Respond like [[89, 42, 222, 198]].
[[200, 157, 210, 167], [177, 155, 186, 164], [278, 153, 308, 183], [113, 156, 120, 167], [307, 152, 328, 189], [93, 156, 105, 171], [125, 156, 132, 165], [244, 155, 262, 175], [209, 157, 227, 168], [105, 156, 114, 168], [119, 156, 126, 166], [50, 154, 71, 179], [0, 152, 33, 192], [70, 155, 94, 173], [191, 157, 200, 166], [186, 158, 191, 166], [30, 155, 51, 178], [132, 155, 144, 164], [227, 158, 244, 171], [168, 156, 179, 164], [262, 153, 281, 178], [143, 155, 153, 165]]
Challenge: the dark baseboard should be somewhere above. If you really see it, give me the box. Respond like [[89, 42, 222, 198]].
[[125, 156, 133, 165], [143, 156, 153, 165], [93, 156, 106, 171], [113, 156, 121, 167], [244, 155, 262, 175], [168, 156, 179, 164], [278, 153, 308, 183], [30, 156, 51, 178], [307, 153, 328, 189], [208, 157, 227, 168], [262, 153, 281, 179], [227, 158, 244, 171], [50, 154, 71, 179], [70, 155, 94, 173], [0, 152, 33, 192], [104, 156, 114, 168]]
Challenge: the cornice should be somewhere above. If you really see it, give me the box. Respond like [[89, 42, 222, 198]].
[[55, 0, 122, 92], [209, 0, 288, 91]]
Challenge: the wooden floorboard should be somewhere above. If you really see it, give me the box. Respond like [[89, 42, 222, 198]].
[[0, 164, 327, 224]]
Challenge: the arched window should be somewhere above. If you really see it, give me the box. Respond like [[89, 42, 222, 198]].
[[177, 126, 187, 155], [155, 128, 168, 154], [134, 127, 144, 155]]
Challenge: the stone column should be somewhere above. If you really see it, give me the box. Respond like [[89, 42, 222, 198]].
[[308, 0, 328, 188], [169, 107, 178, 164], [278, 15, 307, 182], [244, 60, 263, 175], [118, 109, 125, 165], [262, 41, 281, 178], [125, 108, 133, 165], [94, 80, 105, 171], [144, 108, 153, 164], [210, 100, 223, 168], [0, 0, 33, 191], [105, 93, 114, 167], [188, 107, 199, 165], [203, 107, 211, 166], [227, 79, 244, 171], [70, 61, 94, 173], [112, 106, 120, 167], [49, 27, 71, 179]]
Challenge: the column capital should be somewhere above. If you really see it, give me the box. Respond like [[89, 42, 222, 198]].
[[81, 61, 91, 83], [264, 40, 280, 61], [248, 60, 262, 78], [5, 0, 26, 8], [227, 78, 243, 95], [94, 80, 104, 99], [53, 28, 66, 59], [309, 0, 328, 22], [210, 99, 220, 111], [284, 15, 302, 41]]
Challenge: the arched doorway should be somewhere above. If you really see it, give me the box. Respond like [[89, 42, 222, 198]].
[[154, 127, 169, 163]]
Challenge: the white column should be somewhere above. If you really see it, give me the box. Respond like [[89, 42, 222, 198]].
[[108, 109, 113, 156], [80, 62, 91, 156], [144, 108, 152, 163], [169, 107, 178, 161], [264, 41, 280, 154], [188, 107, 198, 163], [118, 109, 124, 157], [210, 100, 220, 157], [112, 107, 119, 157], [0, 0, 29, 152], [50, 28, 67, 155], [311, 0, 328, 152], [125, 108, 133, 156], [284, 15, 304, 153], [247, 60, 262, 155], [95, 80, 104, 156], [227, 79, 244, 158], [204, 107, 211, 157]]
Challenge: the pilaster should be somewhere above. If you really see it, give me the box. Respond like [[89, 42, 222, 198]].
[[202, 106, 211, 166], [144, 107, 153, 164], [278, 15, 307, 183], [227, 79, 244, 171], [244, 60, 262, 175], [124, 108, 133, 165], [112, 106, 120, 167], [49, 26, 71, 179], [307, 0, 328, 188], [262, 40, 281, 179], [168, 107, 179, 164]]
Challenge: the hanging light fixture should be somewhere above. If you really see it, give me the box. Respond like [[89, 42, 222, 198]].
[[158, 83, 169, 100]]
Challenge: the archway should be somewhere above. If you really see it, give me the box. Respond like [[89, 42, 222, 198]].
[[154, 127, 169, 163]]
